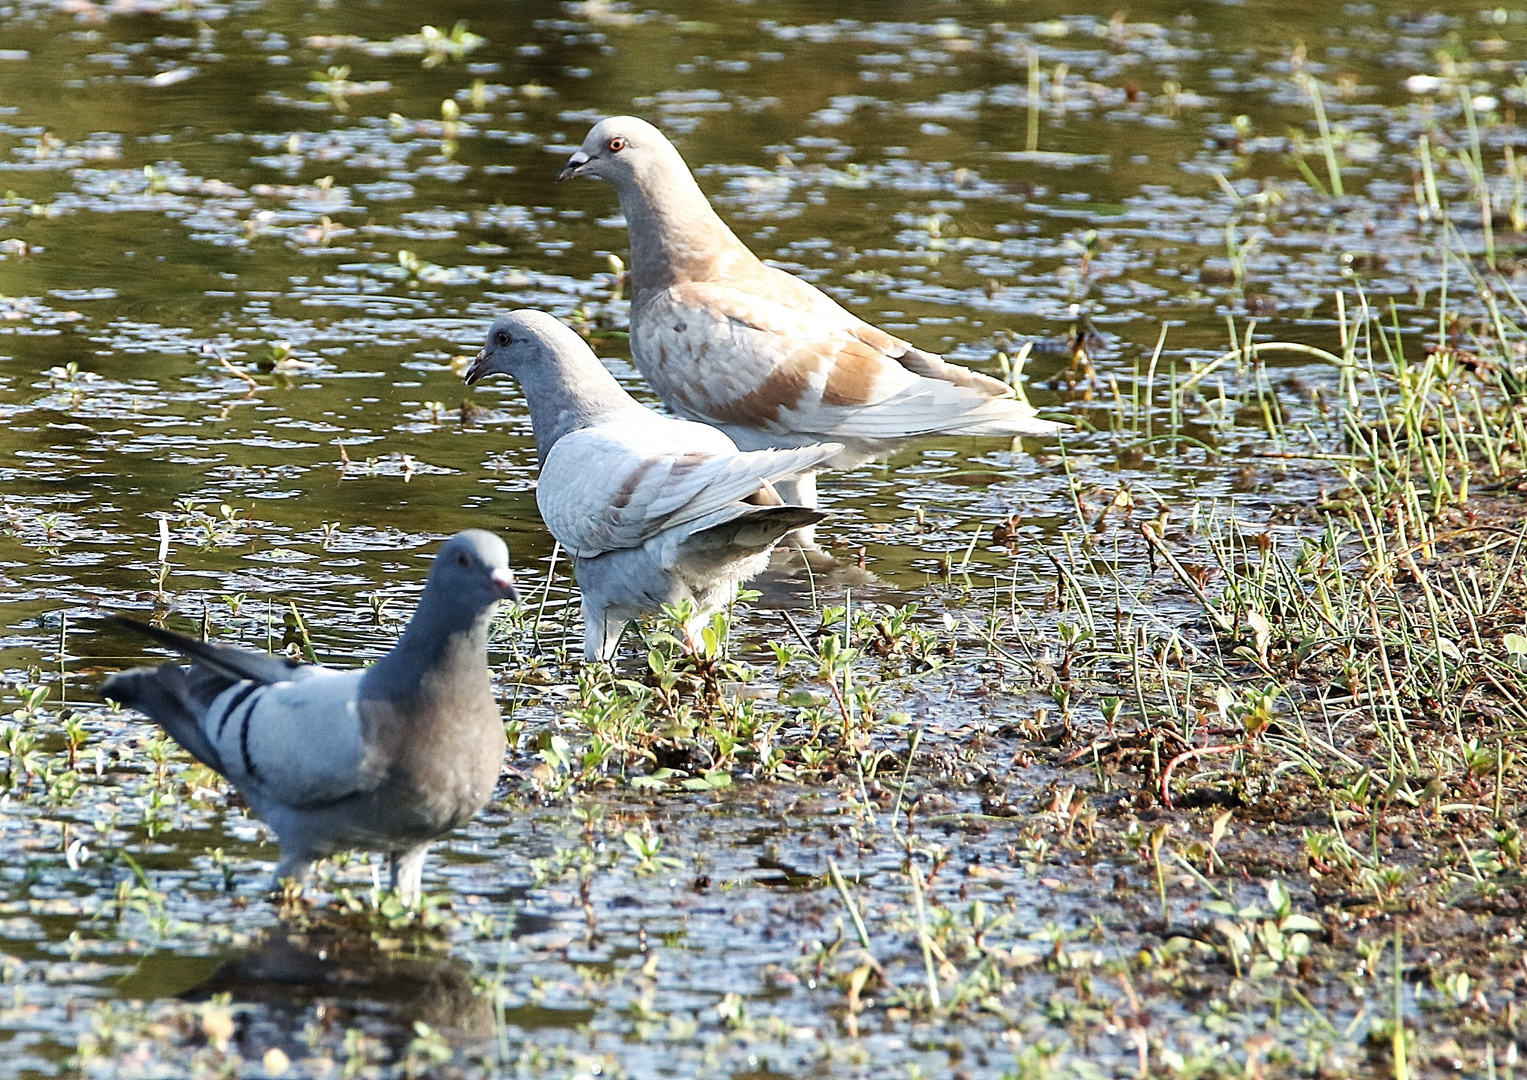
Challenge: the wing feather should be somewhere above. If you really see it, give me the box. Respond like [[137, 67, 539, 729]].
[[537, 421, 838, 557], [202, 669, 374, 810], [112, 616, 308, 685], [634, 282, 1063, 439]]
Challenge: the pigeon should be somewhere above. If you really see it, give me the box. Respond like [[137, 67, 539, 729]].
[[557, 115, 1067, 508], [464, 309, 838, 662], [100, 530, 518, 904]]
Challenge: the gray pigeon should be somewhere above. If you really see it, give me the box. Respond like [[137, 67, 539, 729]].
[[559, 115, 1067, 508], [100, 530, 517, 904], [464, 309, 839, 662]]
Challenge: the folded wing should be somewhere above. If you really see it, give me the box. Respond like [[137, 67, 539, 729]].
[[102, 619, 376, 812], [536, 420, 839, 557], [199, 668, 373, 810], [636, 281, 1064, 439]]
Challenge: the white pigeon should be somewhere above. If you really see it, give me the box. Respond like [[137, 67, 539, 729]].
[[100, 530, 517, 904], [558, 114, 1067, 508], [464, 309, 839, 662]]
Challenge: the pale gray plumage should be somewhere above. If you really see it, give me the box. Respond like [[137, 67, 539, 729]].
[[464, 309, 838, 661], [559, 115, 1067, 507], [100, 530, 517, 904]]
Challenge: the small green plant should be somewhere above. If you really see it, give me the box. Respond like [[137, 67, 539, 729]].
[[1204, 879, 1321, 978], [623, 829, 681, 875], [416, 22, 484, 67]]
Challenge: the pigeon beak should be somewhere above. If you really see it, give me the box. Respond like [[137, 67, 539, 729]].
[[463, 348, 489, 385], [490, 567, 519, 603], [557, 150, 590, 181]]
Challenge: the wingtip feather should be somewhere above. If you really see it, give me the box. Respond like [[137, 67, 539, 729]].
[[112, 615, 304, 685]]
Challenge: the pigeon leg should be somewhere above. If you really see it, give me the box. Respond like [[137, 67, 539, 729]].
[[773, 469, 818, 509], [583, 599, 627, 662], [680, 618, 703, 657], [775, 470, 821, 550], [270, 849, 317, 896], [390, 844, 430, 907]]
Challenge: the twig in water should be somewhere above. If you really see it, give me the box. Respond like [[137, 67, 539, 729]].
[[205, 345, 260, 390], [780, 609, 815, 653], [827, 858, 872, 950], [1393, 927, 1409, 1080], [1160, 742, 1246, 808], [1139, 523, 1238, 637], [890, 725, 923, 831], [531, 541, 561, 648], [908, 857, 941, 1011]]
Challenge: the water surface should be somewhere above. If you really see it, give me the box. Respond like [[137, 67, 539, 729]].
[[0, 0, 1522, 1075]]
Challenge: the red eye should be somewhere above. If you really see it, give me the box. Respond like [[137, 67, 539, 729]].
[[607, 136, 627, 152]]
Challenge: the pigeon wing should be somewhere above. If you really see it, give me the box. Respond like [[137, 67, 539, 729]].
[[112, 616, 310, 685], [200, 668, 376, 811], [634, 281, 1063, 439], [537, 421, 838, 557]]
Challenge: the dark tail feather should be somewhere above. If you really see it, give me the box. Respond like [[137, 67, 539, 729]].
[[687, 506, 828, 558], [100, 663, 229, 775], [113, 616, 302, 686]]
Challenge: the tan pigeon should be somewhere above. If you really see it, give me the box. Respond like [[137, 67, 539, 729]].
[[558, 115, 1067, 509]]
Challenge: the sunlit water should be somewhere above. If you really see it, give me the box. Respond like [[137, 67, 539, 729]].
[[0, 0, 1522, 1075]]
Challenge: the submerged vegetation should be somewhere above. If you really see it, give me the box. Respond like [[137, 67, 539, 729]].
[[3, 0, 1527, 1077]]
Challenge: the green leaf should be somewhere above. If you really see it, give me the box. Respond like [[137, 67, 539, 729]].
[[630, 768, 677, 791], [680, 769, 733, 792], [1280, 914, 1324, 933]]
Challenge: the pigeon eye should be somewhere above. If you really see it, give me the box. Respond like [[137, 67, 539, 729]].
[[607, 135, 627, 153], [495, 329, 512, 347], [456, 553, 469, 567]]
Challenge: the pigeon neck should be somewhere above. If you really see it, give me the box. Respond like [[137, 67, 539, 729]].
[[617, 159, 754, 294], [362, 598, 493, 707], [518, 353, 638, 461]]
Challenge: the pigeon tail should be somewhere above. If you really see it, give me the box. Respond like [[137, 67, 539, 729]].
[[100, 663, 229, 775], [679, 505, 828, 569], [895, 345, 1017, 398], [947, 408, 1071, 438]]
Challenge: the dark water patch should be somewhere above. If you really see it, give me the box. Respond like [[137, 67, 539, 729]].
[[1, 0, 1525, 1075]]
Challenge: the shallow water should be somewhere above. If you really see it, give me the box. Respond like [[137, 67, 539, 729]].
[[1, 0, 1524, 1075]]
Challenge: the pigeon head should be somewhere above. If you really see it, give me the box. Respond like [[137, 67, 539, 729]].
[[465, 310, 642, 460], [556, 117, 749, 294], [465, 310, 570, 386], [558, 115, 674, 186], [429, 529, 518, 607], [458, 310, 595, 391], [361, 529, 516, 703]]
